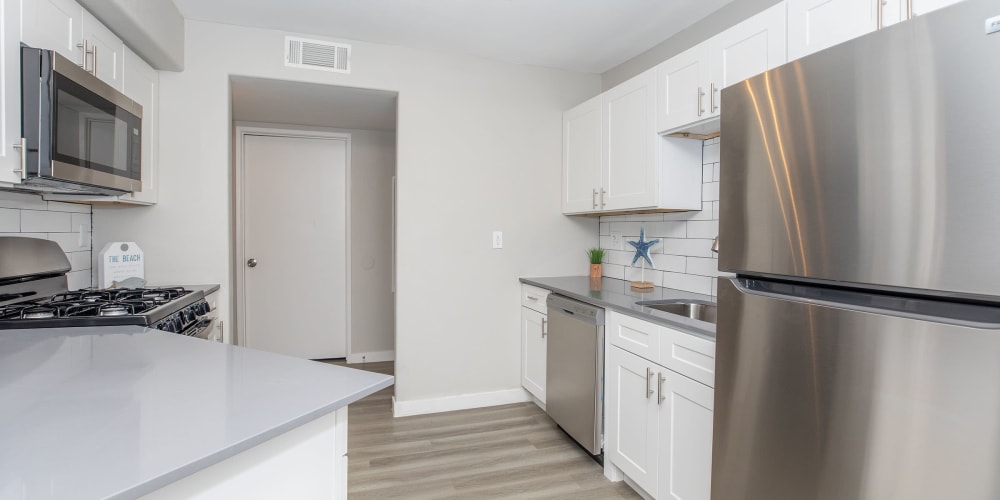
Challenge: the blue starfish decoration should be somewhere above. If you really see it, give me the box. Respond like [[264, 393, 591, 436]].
[[628, 227, 660, 268]]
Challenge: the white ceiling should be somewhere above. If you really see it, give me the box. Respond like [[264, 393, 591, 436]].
[[173, 0, 734, 74], [231, 77, 398, 131]]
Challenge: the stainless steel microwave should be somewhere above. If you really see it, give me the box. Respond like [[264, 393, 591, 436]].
[[20, 45, 142, 195]]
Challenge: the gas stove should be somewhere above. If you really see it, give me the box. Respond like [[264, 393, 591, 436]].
[[0, 237, 216, 338]]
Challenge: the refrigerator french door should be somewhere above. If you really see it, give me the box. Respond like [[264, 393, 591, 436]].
[[713, 0, 1000, 498]]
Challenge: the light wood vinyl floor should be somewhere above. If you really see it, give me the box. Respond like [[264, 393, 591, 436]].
[[328, 360, 639, 499]]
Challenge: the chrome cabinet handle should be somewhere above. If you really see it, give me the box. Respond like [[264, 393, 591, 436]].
[[877, 0, 885, 29], [600, 188, 607, 209], [710, 83, 719, 113], [592, 188, 599, 209], [697, 87, 705, 117], [906, 0, 913, 19], [247, 258, 257, 268], [11, 139, 26, 179], [646, 367, 654, 399], [77, 40, 95, 73], [657, 372, 666, 404], [541, 318, 547, 338], [526, 295, 539, 301]]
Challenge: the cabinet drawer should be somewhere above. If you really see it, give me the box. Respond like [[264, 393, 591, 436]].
[[521, 285, 550, 314], [660, 327, 715, 388], [607, 310, 662, 362]]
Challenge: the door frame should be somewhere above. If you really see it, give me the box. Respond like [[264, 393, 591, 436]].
[[233, 126, 352, 356]]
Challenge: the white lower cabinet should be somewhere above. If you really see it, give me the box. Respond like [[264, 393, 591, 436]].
[[521, 307, 547, 403], [521, 285, 549, 405], [606, 310, 715, 500]]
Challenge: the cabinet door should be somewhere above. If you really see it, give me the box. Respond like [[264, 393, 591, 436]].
[[0, 0, 22, 184], [81, 10, 123, 90], [602, 69, 657, 212], [709, 3, 787, 117], [910, 0, 963, 16], [655, 44, 709, 134], [787, 0, 878, 61], [562, 95, 602, 214], [659, 370, 714, 500], [606, 346, 659, 497], [521, 307, 547, 403], [21, 0, 82, 63], [118, 47, 158, 204]]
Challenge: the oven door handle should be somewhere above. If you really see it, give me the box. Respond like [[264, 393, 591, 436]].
[[184, 317, 218, 340]]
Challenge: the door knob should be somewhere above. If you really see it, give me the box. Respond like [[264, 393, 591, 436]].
[[247, 258, 257, 268]]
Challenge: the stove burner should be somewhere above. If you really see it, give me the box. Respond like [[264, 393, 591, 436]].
[[99, 305, 130, 317], [21, 307, 56, 319]]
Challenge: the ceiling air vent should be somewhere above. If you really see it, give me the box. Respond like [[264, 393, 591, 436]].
[[285, 36, 351, 73]]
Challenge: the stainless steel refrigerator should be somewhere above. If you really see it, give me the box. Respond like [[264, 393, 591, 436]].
[[714, 1, 1000, 498]]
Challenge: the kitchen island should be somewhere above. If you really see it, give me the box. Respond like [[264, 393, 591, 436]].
[[0, 326, 393, 499]]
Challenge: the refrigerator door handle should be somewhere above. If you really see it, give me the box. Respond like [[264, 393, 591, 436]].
[[730, 277, 1000, 329]]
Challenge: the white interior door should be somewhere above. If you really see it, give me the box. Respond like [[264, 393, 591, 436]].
[[242, 133, 348, 359]]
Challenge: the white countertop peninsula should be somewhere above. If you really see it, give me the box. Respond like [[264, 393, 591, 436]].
[[0, 326, 393, 499]]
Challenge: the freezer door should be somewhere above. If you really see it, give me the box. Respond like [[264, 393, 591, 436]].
[[713, 278, 1000, 500], [718, 0, 1000, 299]]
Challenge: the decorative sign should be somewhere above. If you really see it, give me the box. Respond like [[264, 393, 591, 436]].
[[98, 242, 144, 288]]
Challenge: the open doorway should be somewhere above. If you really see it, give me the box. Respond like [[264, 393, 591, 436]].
[[230, 76, 397, 365]]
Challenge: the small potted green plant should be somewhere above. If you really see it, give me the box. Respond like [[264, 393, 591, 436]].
[[586, 248, 605, 279]]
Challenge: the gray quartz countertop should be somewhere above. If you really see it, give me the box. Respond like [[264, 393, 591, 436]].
[[0, 327, 393, 500], [520, 276, 716, 340]]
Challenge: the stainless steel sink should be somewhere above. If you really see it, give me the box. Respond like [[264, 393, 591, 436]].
[[636, 299, 717, 324]]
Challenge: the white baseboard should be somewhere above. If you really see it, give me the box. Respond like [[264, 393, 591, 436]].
[[392, 388, 532, 418], [346, 350, 395, 364]]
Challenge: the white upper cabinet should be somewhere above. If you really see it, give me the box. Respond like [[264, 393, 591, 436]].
[[119, 46, 159, 205], [602, 69, 658, 211], [655, 44, 710, 135], [787, 0, 880, 61], [81, 9, 124, 91], [21, 0, 82, 63], [656, 3, 786, 135], [0, 0, 23, 185], [562, 96, 603, 213], [909, 0, 964, 16], [708, 3, 787, 112]]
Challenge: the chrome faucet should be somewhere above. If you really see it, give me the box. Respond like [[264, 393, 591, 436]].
[[711, 236, 719, 254]]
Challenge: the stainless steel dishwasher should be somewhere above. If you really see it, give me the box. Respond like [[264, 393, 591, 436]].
[[545, 294, 605, 456]]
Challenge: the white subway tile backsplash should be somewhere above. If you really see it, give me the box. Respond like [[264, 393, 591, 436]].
[[687, 220, 719, 239], [662, 272, 713, 295], [0, 208, 19, 232], [702, 182, 720, 202], [0, 194, 93, 288], [0, 192, 47, 210], [703, 142, 720, 164], [67, 251, 91, 271], [661, 238, 715, 257], [21, 210, 72, 233], [67, 270, 91, 291], [47, 232, 88, 253], [598, 138, 723, 298], [687, 257, 720, 277], [599, 235, 615, 249], [645, 221, 686, 239], [71, 213, 92, 233], [46, 201, 91, 213]]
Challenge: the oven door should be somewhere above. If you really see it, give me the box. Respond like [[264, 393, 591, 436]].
[[21, 47, 142, 195], [179, 316, 219, 341]]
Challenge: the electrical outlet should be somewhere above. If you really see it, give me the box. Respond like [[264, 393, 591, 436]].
[[492, 231, 503, 249], [611, 231, 623, 250]]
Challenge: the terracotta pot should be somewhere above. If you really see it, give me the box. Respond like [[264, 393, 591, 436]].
[[589, 263, 602, 279]]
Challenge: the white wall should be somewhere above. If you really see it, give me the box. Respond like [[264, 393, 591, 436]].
[[94, 20, 600, 408], [599, 138, 720, 297], [0, 191, 92, 289]]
